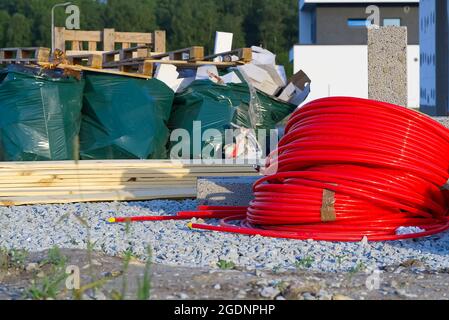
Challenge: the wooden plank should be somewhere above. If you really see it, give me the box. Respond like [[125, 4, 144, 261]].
[[67, 50, 106, 56], [0, 160, 259, 206], [0, 159, 260, 168], [63, 29, 102, 42], [103, 28, 115, 51], [38, 62, 153, 79], [115, 32, 153, 44], [0, 179, 197, 188], [0, 188, 197, 206], [88, 41, 97, 51], [153, 30, 166, 53], [0, 168, 258, 177], [144, 59, 238, 69], [140, 60, 154, 76], [54, 27, 66, 51], [71, 41, 81, 51]]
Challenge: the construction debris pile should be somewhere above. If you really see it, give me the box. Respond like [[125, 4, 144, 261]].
[[0, 31, 311, 206], [0, 41, 311, 162]]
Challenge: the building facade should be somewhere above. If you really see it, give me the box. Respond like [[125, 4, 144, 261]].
[[292, 0, 420, 108], [420, 0, 448, 115]]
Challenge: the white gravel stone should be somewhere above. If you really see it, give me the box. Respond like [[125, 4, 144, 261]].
[[1, 199, 449, 272]]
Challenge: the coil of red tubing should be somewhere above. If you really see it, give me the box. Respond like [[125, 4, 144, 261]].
[[111, 97, 449, 242]]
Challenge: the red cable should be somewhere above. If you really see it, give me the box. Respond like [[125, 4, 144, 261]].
[[110, 97, 449, 242]]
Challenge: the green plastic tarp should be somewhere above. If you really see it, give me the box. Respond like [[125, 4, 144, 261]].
[[0, 65, 85, 161], [168, 80, 297, 158], [79, 73, 175, 160]]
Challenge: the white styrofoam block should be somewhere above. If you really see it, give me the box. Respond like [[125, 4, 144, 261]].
[[196, 65, 220, 83], [154, 64, 180, 90], [278, 83, 297, 102], [251, 46, 276, 65], [257, 64, 286, 87], [276, 65, 288, 86], [238, 64, 281, 96], [214, 32, 234, 54], [237, 64, 271, 84], [222, 71, 242, 84]]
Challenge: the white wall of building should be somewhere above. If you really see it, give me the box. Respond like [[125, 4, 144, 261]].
[[292, 45, 420, 108]]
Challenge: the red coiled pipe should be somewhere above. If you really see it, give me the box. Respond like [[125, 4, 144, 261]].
[[112, 97, 449, 242]]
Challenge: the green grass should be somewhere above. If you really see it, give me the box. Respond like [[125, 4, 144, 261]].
[[217, 260, 236, 270], [25, 249, 68, 300], [295, 256, 314, 269], [0, 248, 29, 271]]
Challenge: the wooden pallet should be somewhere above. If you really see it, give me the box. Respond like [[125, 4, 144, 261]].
[[112, 60, 154, 76], [0, 160, 260, 206], [0, 47, 51, 64], [150, 46, 205, 62], [67, 53, 103, 69], [102, 45, 152, 65], [103, 46, 205, 69], [102, 59, 238, 77], [203, 48, 252, 63], [38, 62, 153, 80]]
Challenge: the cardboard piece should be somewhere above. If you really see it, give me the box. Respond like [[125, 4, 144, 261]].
[[278, 70, 311, 106]]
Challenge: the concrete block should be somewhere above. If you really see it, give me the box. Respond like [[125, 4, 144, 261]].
[[368, 26, 408, 107], [197, 176, 259, 207]]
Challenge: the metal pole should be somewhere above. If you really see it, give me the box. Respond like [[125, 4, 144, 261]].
[[51, 2, 72, 53]]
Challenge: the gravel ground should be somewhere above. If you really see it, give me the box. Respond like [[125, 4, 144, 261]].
[[1, 200, 449, 273]]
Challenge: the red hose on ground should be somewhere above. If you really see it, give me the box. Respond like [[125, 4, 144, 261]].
[[110, 97, 449, 242]]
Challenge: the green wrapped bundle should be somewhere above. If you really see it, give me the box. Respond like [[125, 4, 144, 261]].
[[80, 73, 174, 160], [0, 66, 85, 161]]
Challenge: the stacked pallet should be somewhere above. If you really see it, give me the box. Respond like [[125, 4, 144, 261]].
[[0, 160, 260, 206], [0, 47, 51, 64], [99, 45, 252, 76]]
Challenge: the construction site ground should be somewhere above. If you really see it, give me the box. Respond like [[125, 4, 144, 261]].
[[1, 249, 448, 300]]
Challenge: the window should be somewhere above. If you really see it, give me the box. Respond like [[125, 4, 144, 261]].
[[347, 19, 371, 28], [383, 18, 401, 26]]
